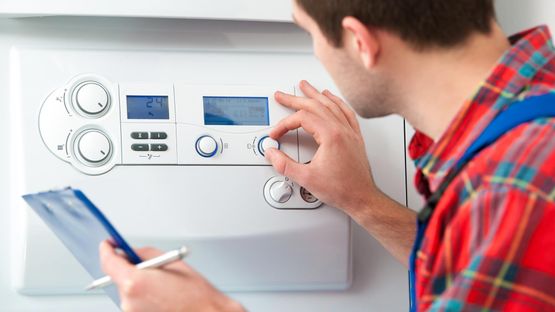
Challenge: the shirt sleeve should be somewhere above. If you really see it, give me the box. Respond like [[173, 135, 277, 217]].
[[427, 186, 555, 312]]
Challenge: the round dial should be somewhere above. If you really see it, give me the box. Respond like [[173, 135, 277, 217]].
[[258, 136, 280, 156], [196, 135, 219, 158], [76, 130, 112, 164], [74, 82, 110, 116], [269, 181, 293, 203]]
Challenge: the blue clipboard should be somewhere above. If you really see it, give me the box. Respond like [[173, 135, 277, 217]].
[[22, 187, 142, 305]]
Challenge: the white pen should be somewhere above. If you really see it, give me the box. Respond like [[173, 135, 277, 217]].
[[86, 246, 189, 291]]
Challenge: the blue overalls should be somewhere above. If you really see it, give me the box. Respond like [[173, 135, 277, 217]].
[[408, 93, 555, 311]]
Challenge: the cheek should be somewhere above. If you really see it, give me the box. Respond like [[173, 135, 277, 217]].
[[312, 40, 333, 70], [312, 38, 323, 62], [312, 34, 334, 61]]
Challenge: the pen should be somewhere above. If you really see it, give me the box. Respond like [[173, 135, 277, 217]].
[[86, 246, 189, 291]]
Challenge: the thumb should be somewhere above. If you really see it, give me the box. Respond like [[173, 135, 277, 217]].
[[265, 148, 308, 185]]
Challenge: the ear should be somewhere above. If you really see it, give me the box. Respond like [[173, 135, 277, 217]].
[[342, 17, 380, 69]]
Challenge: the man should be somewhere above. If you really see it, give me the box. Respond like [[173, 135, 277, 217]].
[[100, 0, 555, 311]]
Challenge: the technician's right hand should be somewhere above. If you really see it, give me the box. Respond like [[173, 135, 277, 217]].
[[265, 80, 380, 214]]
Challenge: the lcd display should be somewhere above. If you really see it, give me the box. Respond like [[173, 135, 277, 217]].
[[203, 96, 269, 126], [127, 96, 169, 120]]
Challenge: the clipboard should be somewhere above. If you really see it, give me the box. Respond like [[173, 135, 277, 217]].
[[22, 187, 142, 305]]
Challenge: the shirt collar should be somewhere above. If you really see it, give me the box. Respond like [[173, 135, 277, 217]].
[[415, 26, 555, 189]]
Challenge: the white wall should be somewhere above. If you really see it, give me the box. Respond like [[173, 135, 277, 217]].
[[496, 0, 555, 34]]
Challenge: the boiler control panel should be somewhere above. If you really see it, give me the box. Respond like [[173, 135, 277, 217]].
[[38, 74, 321, 209]]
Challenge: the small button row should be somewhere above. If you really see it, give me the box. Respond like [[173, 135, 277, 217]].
[[131, 132, 168, 140], [131, 144, 168, 152]]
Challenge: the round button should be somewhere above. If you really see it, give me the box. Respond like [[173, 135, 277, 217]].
[[196, 136, 219, 158], [300, 187, 319, 203], [77, 130, 112, 164], [74, 82, 110, 116], [258, 136, 280, 156], [269, 181, 293, 203]]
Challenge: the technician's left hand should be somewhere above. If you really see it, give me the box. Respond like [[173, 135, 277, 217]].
[[99, 241, 245, 312]]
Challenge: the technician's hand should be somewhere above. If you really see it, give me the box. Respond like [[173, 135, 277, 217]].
[[99, 241, 245, 312], [266, 80, 380, 214]]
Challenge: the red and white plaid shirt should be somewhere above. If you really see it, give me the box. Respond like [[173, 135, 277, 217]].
[[409, 26, 555, 311]]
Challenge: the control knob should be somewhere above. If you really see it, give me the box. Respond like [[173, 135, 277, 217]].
[[258, 136, 280, 156], [269, 181, 293, 203], [76, 130, 112, 165], [196, 135, 219, 158], [73, 82, 110, 116]]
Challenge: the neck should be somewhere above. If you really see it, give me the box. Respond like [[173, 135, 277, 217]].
[[390, 23, 511, 140]]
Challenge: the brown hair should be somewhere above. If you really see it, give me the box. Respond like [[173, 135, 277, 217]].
[[296, 0, 496, 50]]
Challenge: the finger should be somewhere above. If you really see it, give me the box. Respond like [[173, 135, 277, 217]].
[[274, 91, 335, 122], [322, 89, 361, 133], [134, 247, 164, 260], [299, 80, 350, 126], [265, 149, 310, 186], [269, 111, 324, 143], [99, 240, 134, 285]]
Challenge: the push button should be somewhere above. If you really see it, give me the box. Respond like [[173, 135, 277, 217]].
[[131, 132, 149, 140], [131, 144, 149, 152], [150, 132, 168, 140], [150, 144, 168, 152], [258, 136, 280, 156], [195, 136, 219, 158], [300, 187, 318, 203]]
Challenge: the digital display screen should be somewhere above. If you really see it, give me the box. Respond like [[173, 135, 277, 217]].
[[203, 96, 269, 126], [127, 96, 170, 120]]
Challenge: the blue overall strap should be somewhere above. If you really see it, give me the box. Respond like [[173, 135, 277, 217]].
[[457, 93, 555, 170], [408, 92, 555, 312], [418, 92, 555, 223]]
